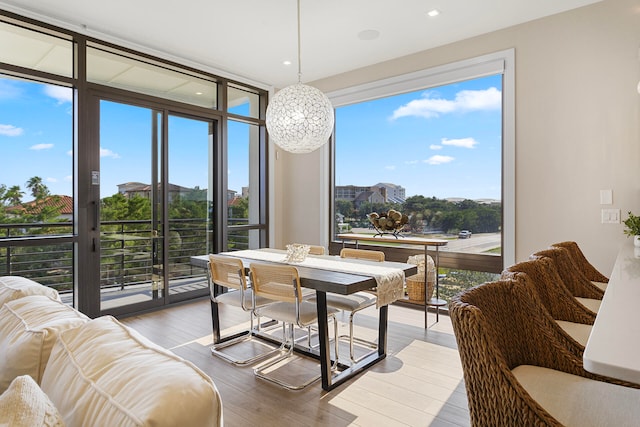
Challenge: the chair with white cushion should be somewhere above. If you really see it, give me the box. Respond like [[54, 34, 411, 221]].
[[208, 254, 278, 365], [502, 257, 595, 349], [552, 241, 609, 291], [308, 248, 384, 363], [450, 277, 640, 427], [250, 263, 339, 390], [530, 247, 603, 314]]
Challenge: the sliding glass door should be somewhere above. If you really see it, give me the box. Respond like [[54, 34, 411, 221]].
[[97, 99, 215, 314]]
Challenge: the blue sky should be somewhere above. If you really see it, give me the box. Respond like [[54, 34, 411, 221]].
[[335, 74, 502, 200], [1, 74, 501, 202]]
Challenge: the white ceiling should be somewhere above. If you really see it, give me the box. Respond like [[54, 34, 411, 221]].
[[0, 0, 601, 89]]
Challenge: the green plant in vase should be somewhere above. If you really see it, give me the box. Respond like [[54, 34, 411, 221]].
[[623, 211, 640, 247]]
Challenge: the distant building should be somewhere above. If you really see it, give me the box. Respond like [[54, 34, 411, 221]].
[[373, 182, 406, 204], [117, 182, 195, 204], [336, 183, 406, 206]]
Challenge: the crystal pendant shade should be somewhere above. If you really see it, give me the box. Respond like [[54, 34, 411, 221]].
[[266, 83, 334, 154]]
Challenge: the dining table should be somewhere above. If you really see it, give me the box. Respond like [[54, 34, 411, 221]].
[[191, 248, 416, 391], [583, 239, 640, 384]]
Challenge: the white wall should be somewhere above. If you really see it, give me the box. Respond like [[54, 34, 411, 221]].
[[274, 0, 640, 274]]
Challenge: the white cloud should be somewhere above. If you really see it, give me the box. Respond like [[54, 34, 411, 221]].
[[0, 80, 22, 100], [0, 124, 24, 137], [429, 144, 442, 150], [404, 160, 419, 165], [100, 147, 120, 159], [44, 85, 73, 104], [384, 165, 396, 170], [391, 87, 501, 120], [64, 175, 72, 182], [30, 143, 54, 150], [425, 155, 454, 165], [46, 177, 57, 183], [66, 150, 73, 156], [441, 137, 478, 149]]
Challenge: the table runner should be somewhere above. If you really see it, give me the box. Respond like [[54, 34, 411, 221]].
[[223, 249, 406, 307]]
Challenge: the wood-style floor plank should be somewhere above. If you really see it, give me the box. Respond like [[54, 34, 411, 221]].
[[120, 297, 470, 427]]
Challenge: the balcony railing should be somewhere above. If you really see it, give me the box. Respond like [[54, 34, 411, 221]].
[[0, 218, 253, 295]]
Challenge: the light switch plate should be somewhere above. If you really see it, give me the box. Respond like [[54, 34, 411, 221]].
[[601, 208, 620, 224], [600, 189, 613, 205]]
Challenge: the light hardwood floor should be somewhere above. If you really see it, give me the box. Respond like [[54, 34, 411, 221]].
[[121, 299, 470, 427]]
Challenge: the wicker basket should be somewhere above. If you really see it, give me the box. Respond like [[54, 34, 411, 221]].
[[406, 274, 435, 303]]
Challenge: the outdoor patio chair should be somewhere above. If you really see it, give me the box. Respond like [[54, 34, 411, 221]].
[[449, 278, 640, 427]]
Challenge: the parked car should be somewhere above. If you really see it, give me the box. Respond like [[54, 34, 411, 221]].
[[458, 230, 472, 239]]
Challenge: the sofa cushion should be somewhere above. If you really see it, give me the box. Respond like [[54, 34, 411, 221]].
[[0, 295, 88, 393], [0, 375, 64, 427], [0, 276, 60, 307], [41, 316, 223, 427]]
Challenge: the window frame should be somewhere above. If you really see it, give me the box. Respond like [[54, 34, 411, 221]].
[[326, 49, 515, 273]]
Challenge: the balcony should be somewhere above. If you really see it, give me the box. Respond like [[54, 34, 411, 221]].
[[0, 219, 254, 306]]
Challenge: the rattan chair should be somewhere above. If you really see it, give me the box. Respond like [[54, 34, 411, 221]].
[[250, 263, 339, 390], [552, 241, 609, 290], [208, 255, 279, 365], [502, 257, 594, 348], [450, 278, 640, 427], [531, 247, 603, 314]]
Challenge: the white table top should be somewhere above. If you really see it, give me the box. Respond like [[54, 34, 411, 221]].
[[583, 239, 640, 383]]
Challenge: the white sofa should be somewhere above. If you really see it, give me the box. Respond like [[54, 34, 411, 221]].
[[0, 276, 223, 427]]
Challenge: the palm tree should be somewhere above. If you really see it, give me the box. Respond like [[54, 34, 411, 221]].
[[26, 176, 49, 200], [5, 185, 24, 206]]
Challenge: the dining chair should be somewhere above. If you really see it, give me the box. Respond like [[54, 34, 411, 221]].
[[449, 277, 640, 427], [551, 241, 609, 290], [249, 263, 339, 390], [530, 247, 603, 314], [306, 244, 325, 255], [339, 247, 385, 262], [208, 254, 279, 365], [309, 248, 386, 363], [502, 257, 594, 348]]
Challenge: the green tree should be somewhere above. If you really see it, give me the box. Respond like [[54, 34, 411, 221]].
[[4, 185, 24, 206], [26, 176, 49, 200], [335, 200, 355, 220]]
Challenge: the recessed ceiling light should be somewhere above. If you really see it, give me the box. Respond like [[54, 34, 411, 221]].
[[283, 60, 292, 66], [195, 92, 203, 95], [357, 29, 380, 41], [427, 9, 440, 17]]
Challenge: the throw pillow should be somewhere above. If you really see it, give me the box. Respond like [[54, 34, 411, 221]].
[[0, 375, 64, 427]]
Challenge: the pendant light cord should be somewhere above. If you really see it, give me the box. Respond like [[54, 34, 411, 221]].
[[297, 0, 302, 83]]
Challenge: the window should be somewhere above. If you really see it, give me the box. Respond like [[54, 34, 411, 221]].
[[0, 11, 269, 317], [329, 50, 515, 275]]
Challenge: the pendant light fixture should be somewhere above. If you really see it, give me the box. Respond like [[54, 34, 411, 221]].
[[266, 0, 334, 154]]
